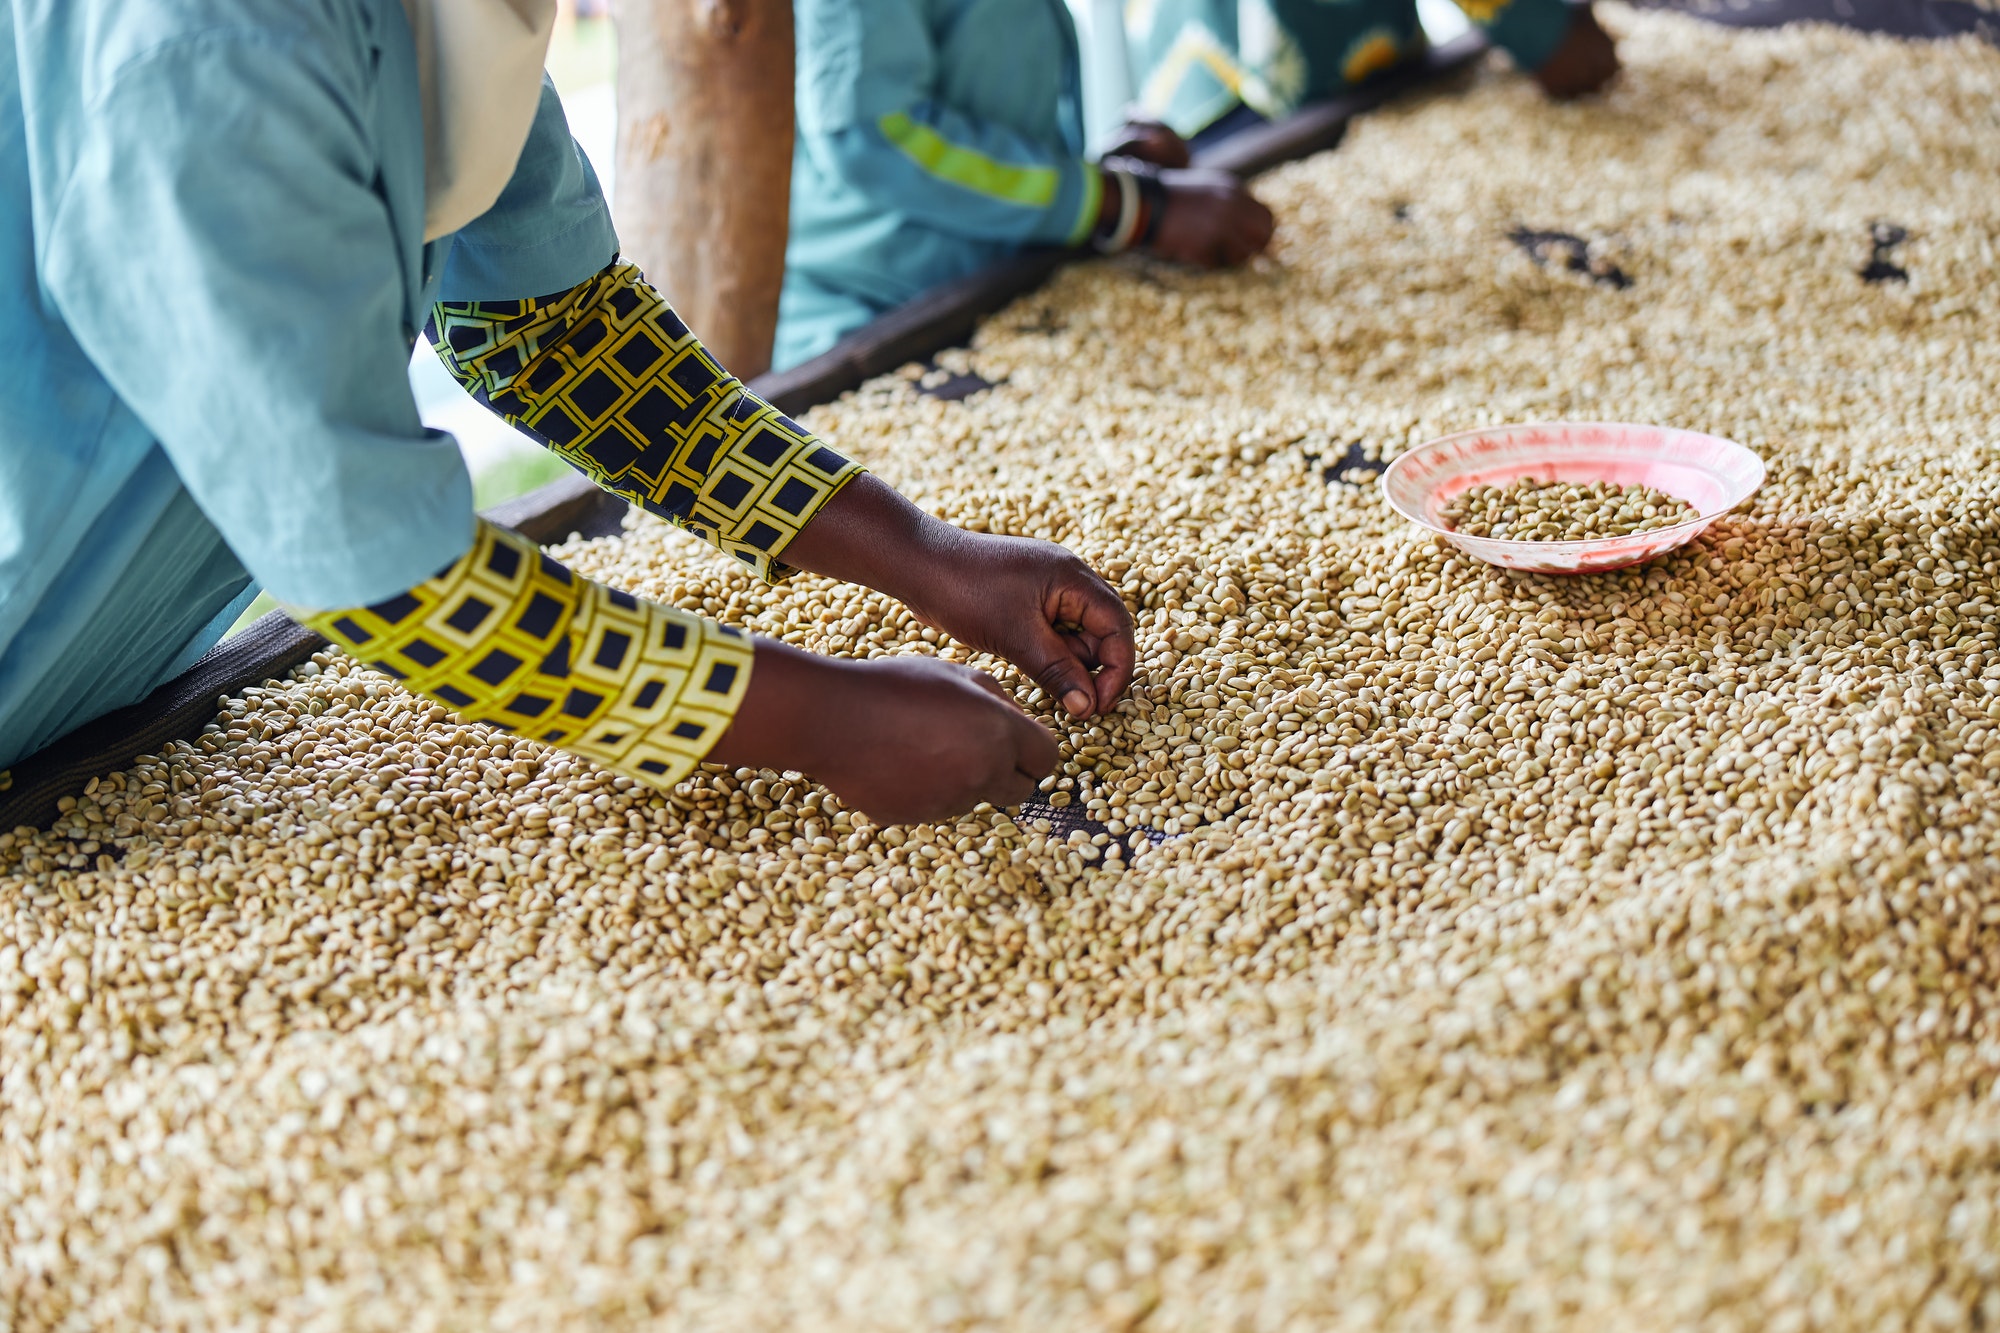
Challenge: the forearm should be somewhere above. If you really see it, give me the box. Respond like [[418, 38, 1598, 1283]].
[[286, 520, 753, 789], [773, 472, 960, 604], [428, 261, 865, 581], [431, 265, 1037, 623], [283, 517, 1077, 823], [703, 637, 855, 773]]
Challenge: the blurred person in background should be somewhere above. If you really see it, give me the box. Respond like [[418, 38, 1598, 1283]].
[[1, 0, 1135, 824], [776, 0, 1277, 371], [1130, 0, 1620, 140]]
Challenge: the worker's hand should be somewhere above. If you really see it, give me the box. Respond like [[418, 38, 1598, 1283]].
[[1101, 115, 1192, 170], [1533, 4, 1619, 100], [709, 643, 1058, 824], [1149, 168, 1275, 268], [899, 528, 1137, 722], [778, 475, 1137, 720], [812, 656, 1060, 823]]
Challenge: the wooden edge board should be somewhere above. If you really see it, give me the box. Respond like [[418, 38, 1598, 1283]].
[[0, 614, 327, 836]]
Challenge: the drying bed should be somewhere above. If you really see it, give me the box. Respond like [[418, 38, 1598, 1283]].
[[6, 8, 2000, 1330]]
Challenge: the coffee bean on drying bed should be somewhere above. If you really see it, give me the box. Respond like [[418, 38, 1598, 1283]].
[[3, 10, 1999, 1329]]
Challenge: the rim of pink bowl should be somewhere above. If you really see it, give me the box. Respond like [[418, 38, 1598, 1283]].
[[1379, 421, 1766, 550]]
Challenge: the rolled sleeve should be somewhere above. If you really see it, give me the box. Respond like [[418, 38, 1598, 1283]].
[[42, 31, 475, 610]]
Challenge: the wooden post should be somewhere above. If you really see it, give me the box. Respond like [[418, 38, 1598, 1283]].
[[615, 0, 794, 378]]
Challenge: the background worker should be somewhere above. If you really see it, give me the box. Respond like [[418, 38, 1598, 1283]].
[[1, 0, 1134, 826], [777, 0, 1277, 371], [1129, 0, 1621, 140]]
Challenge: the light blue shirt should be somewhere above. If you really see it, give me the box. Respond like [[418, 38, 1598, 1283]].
[[0, 0, 617, 768], [778, 0, 1097, 369], [1129, 0, 1575, 139]]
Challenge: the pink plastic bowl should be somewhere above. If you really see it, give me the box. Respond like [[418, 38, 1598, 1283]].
[[1380, 422, 1766, 574]]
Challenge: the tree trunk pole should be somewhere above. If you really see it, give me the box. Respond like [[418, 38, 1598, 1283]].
[[615, 0, 793, 378]]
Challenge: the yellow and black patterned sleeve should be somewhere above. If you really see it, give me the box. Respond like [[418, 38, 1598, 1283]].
[[287, 520, 754, 789], [427, 261, 866, 582]]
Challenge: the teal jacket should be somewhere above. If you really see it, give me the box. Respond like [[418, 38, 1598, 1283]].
[[1131, 0, 1578, 136], [0, 0, 617, 768], [777, 0, 1101, 370]]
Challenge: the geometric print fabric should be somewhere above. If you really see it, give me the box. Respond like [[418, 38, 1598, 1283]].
[[427, 260, 866, 582], [290, 520, 754, 789]]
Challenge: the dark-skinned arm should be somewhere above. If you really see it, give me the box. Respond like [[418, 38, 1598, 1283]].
[[288, 519, 1063, 824], [430, 261, 1136, 721]]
